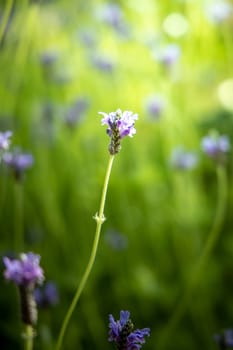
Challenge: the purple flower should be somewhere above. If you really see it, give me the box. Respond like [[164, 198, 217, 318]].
[[34, 281, 59, 308], [145, 95, 166, 120], [201, 134, 230, 159], [214, 329, 233, 349], [0, 131, 12, 151], [65, 97, 90, 128], [3, 150, 34, 180], [99, 109, 138, 154], [155, 44, 181, 67], [97, 3, 123, 27], [91, 55, 115, 72], [40, 50, 59, 67], [108, 310, 150, 350], [170, 146, 198, 170], [105, 229, 128, 250], [3, 252, 44, 287]]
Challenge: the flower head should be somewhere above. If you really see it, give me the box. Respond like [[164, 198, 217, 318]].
[[3, 149, 34, 180], [0, 131, 12, 151], [201, 133, 230, 161], [170, 146, 198, 170], [214, 329, 233, 349], [108, 310, 150, 349], [3, 252, 44, 287], [99, 109, 138, 154], [34, 281, 59, 308], [145, 95, 166, 120], [154, 44, 181, 67], [65, 97, 89, 128]]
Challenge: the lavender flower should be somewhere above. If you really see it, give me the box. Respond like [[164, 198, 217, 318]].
[[91, 55, 115, 73], [105, 229, 128, 250], [97, 3, 123, 27], [3, 150, 34, 180], [214, 329, 233, 349], [108, 310, 150, 350], [34, 281, 59, 308], [145, 95, 166, 120], [170, 146, 198, 170], [40, 50, 59, 67], [65, 97, 89, 128], [3, 252, 44, 326], [99, 109, 138, 154], [0, 131, 12, 150], [201, 133, 230, 160], [155, 44, 181, 67], [3, 253, 44, 286], [96, 3, 130, 37]]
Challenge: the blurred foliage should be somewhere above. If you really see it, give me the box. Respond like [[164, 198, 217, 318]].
[[0, 0, 233, 349]]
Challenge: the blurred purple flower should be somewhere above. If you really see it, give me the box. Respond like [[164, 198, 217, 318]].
[[206, 1, 232, 23], [97, 3, 123, 29], [109, 310, 150, 349], [170, 146, 198, 170], [105, 229, 128, 250], [65, 97, 90, 128], [3, 252, 44, 287], [214, 329, 233, 349], [201, 134, 230, 159], [0, 131, 12, 151], [3, 150, 34, 180], [40, 50, 59, 67], [155, 44, 181, 66], [97, 3, 130, 37], [34, 281, 59, 308], [78, 28, 96, 48], [91, 55, 115, 72], [145, 95, 166, 120]]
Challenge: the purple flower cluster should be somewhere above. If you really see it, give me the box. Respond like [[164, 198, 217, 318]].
[[145, 95, 165, 120], [108, 310, 150, 350], [170, 146, 198, 170], [3, 150, 34, 180], [214, 329, 233, 349], [34, 281, 59, 308], [155, 44, 181, 67], [201, 134, 230, 159], [3, 253, 44, 287], [99, 109, 138, 154], [65, 97, 89, 128], [0, 131, 12, 151], [100, 109, 138, 138]]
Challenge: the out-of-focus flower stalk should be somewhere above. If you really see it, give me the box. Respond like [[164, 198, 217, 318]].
[[55, 154, 115, 350], [0, 0, 14, 45], [24, 323, 34, 350], [158, 164, 228, 350], [14, 182, 24, 251]]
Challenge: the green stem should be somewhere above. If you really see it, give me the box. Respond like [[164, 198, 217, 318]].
[[0, 0, 14, 45], [55, 154, 115, 350], [24, 325, 34, 350], [158, 164, 227, 350], [14, 182, 24, 252]]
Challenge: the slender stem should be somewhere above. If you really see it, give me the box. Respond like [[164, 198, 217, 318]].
[[0, 0, 14, 45], [55, 155, 115, 350], [14, 182, 24, 252], [158, 164, 227, 350], [24, 325, 34, 350]]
